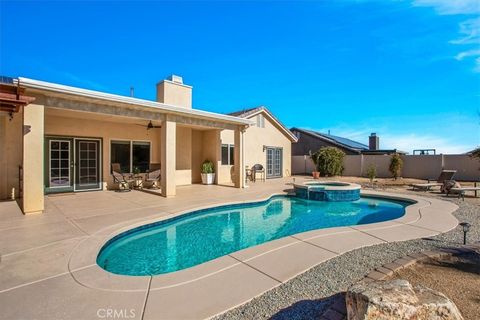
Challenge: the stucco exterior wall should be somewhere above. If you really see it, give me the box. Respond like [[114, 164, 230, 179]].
[[23, 103, 45, 214], [156, 81, 192, 109], [0, 113, 23, 200], [201, 129, 222, 183], [176, 126, 192, 186], [220, 112, 292, 181], [0, 111, 23, 200], [218, 129, 234, 184], [191, 130, 203, 184], [402, 155, 444, 179], [44, 111, 161, 188], [438, 155, 479, 181]]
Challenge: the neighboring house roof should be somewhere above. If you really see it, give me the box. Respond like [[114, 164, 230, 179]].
[[362, 149, 407, 155], [227, 106, 298, 142], [17, 77, 253, 127], [466, 147, 479, 155], [290, 127, 368, 153]]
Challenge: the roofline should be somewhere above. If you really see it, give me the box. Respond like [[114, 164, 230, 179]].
[[290, 127, 366, 153], [242, 107, 298, 142], [17, 77, 253, 126], [361, 149, 408, 155]]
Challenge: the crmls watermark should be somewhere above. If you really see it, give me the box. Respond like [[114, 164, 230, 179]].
[[97, 308, 136, 319]]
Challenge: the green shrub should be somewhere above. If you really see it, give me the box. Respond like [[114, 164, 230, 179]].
[[309, 150, 321, 172], [366, 164, 376, 183], [389, 153, 403, 180], [312, 147, 345, 176], [201, 160, 215, 174]]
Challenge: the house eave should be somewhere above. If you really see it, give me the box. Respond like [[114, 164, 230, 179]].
[[237, 107, 298, 142], [17, 77, 254, 127]]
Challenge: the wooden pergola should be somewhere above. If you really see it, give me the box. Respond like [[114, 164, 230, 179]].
[[0, 79, 36, 115]]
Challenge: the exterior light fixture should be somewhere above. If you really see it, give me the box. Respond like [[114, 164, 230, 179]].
[[459, 222, 471, 245], [263, 145, 267, 152]]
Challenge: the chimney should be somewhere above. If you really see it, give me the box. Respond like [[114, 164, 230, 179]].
[[156, 75, 192, 109], [369, 133, 379, 150]]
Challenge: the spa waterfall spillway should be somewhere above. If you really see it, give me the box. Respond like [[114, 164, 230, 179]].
[[293, 181, 361, 201]]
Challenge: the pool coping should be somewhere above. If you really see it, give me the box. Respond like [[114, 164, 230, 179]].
[[66, 190, 459, 318]]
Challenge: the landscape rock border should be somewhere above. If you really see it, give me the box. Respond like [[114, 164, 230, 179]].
[[320, 242, 480, 320]]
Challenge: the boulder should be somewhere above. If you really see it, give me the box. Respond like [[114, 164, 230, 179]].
[[346, 279, 463, 320]]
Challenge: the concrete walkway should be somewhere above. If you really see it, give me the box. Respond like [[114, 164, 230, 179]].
[[0, 178, 459, 320]]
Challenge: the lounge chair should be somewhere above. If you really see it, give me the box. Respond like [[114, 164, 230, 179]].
[[111, 163, 134, 191], [145, 163, 161, 189], [410, 170, 457, 192], [445, 181, 480, 201]]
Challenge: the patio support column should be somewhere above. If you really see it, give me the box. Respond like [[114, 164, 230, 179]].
[[234, 126, 245, 188], [161, 116, 176, 197], [22, 103, 45, 214]]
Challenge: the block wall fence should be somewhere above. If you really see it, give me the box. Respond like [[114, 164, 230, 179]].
[[292, 154, 479, 181]]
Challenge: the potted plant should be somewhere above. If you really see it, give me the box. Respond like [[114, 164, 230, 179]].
[[201, 160, 215, 185], [309, 150, 321, 179]]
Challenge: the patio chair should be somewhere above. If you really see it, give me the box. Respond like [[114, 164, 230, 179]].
[[252, 164, 265, 182], [445, 180, 480, 201], [245, 166, 254, 183], [410, 170, 457, 192], [111, 163, 134, 191], [145, 163, 161, 189]]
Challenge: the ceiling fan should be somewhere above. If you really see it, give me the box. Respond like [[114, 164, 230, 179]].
[[137, 120, 161, 130]]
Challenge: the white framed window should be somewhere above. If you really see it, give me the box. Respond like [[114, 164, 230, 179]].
[[221, 144, 235, 165], [111, 140, 151, 173]]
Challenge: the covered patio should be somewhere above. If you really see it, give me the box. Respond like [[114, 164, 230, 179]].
[[1, 77, 252, 214]]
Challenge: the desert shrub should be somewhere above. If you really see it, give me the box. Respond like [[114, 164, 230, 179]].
[[366, 164, 377, 183], [389, 153, 403, 180], [313, 147, 345, 176]]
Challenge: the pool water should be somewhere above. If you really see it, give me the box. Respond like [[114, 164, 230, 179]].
[[97, 196, 408, 276]]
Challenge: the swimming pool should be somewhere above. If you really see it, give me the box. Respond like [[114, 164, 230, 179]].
[[97, 196, 409, 276]]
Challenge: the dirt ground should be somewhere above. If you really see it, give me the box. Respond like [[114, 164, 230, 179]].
[[308, 175, 480, 205], [387, 252, 480, 320]]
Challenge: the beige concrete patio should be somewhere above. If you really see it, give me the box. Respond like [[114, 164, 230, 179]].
[[0, 177, 459, 320]]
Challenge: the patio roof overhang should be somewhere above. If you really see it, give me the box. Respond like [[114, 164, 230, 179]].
[[17, 77, 254, 130]]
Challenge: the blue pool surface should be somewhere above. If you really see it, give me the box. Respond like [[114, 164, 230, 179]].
[[97, 196, 409, 276]]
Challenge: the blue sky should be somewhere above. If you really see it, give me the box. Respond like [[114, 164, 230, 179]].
[[1, 0, 479, 153]]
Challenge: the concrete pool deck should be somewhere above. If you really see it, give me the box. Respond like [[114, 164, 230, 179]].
[[0, 177, 459, 320]]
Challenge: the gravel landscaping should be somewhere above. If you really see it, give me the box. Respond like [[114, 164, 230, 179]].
[[387, 252, 480, 320], [214, 193, 479, 320]]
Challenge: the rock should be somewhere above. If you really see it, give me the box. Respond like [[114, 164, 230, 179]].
[[346, 279, 463, 320]]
